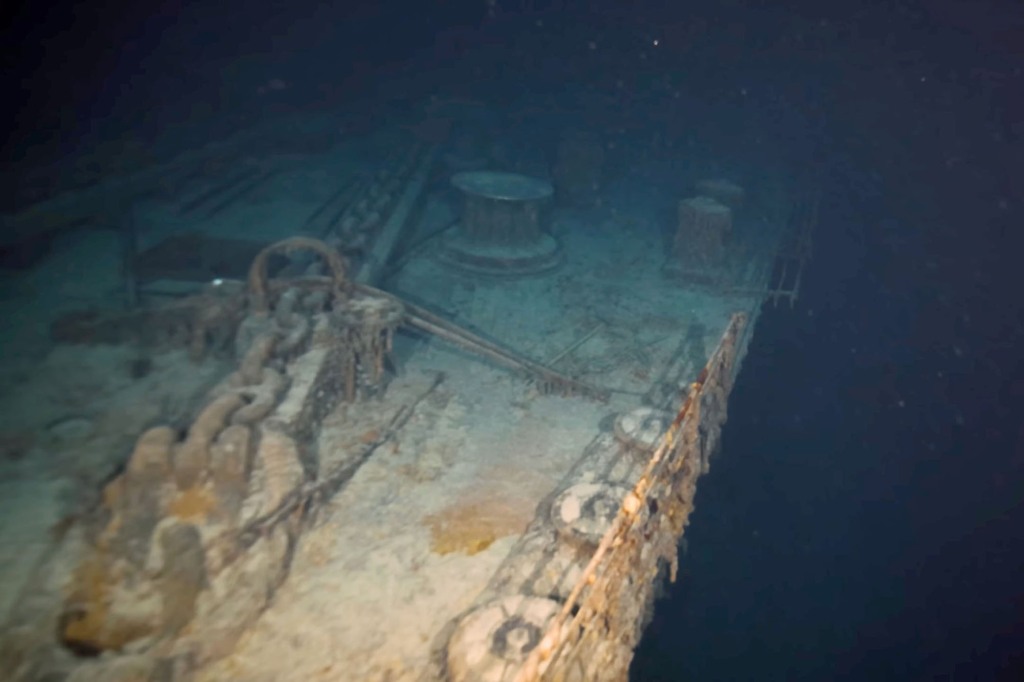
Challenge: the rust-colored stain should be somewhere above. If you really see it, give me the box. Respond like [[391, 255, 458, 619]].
[[101, 476, 124, 510], [424, 494, 534, 556], [61, 552, 155, 653], [168, 486, 216, 521], [62, 554, 111, 649]]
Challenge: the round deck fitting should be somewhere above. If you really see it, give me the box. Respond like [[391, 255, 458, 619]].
[[440, 171, 561, 276], [451, 171, 553, 201], [551, 482, 632, 546], [446, 595, 561, 682], [613, 407, 672, 452], [438, 232, 562, 276]]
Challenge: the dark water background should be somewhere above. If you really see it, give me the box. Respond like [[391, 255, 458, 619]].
[[4, 0, 1022, 679]]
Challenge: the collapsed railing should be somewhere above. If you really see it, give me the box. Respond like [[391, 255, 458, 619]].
[[442, 313, 747, 682], [524, 316, 745, 680], [766, 186, 818, 308]]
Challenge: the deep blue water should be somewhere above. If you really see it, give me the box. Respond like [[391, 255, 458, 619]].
[[632, 201, 1024, 680], [630, 20, 1024, 671]]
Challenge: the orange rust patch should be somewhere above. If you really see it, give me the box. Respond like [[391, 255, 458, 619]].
[[62, 554, 110, 648], [424, 495, 533, 556], [61, 553, 153, 652], [168, 486, 216, 521], [101, 476, 124, 510]]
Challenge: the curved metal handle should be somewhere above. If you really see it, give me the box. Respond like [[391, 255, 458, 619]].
[[246, 236, 349, 313]]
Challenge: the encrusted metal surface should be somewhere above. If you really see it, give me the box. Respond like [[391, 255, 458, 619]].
[[452, 171, 553, 202]]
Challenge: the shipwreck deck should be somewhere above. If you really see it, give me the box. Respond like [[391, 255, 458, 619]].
[[0, 112, 810, 682]]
